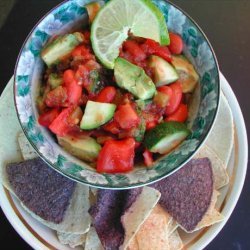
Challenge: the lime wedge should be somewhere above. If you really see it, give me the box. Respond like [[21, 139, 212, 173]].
[[91, 0, 169, 69]]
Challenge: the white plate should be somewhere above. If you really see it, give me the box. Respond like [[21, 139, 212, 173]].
[[0, 73, 248, 250]]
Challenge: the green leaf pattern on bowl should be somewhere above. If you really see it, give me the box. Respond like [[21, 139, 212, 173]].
[[14, 0, 220, 188]]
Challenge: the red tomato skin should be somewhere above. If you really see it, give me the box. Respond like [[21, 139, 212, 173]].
[[168, 32, 184, 55], [165, 81, 183, 116], [141, 39, 172, 62], [71, 45, 93, 60], [49, 106, 75, 136], [165, 104, 188, 123], [114, 103, 140, 130], [95, 86, 117, 103], [103, 121, 120, 135], [146, 121, 158, 130], [63, 70, 82, 105], [143, 150, 153, 167], [123, 40, 147, 61], [97, 138, 136, 173], [38, 109, 60, 127], [45, 86, 68, 108], [157, 86, 173, 98]]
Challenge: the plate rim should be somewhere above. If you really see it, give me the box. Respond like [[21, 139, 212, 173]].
[[0, 72, 248, 250]]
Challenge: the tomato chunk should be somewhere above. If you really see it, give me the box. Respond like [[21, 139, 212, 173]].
[[71, 45, 93, 60], [49, 106, 76, 136], [141, 39, 172, 62], [38, 108, 60, 127], [165, 103, 188, 122], [63, 69, 83, 105], [168, 32, 183, 55], [103, 120, 120, 134], [165, 81, 183, 116], [123, 40, 147, 61], [45, 86, 68, 108], [143, 149, 153, 167], [95, 86, 117, 103], [114, 103, 140, 130], [97, 138, 136, 173]]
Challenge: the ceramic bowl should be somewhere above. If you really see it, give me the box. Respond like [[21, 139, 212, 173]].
[[14, 0, 220, 189]]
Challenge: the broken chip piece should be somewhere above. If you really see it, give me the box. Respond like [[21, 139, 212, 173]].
[[150, 158, 214, 232], [57, 231, 86, 248]]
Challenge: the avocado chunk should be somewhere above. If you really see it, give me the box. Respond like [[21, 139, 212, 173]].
[[48, 73, 63, 89], [80, 101, 116, 130], [148, 55, 179, 86], [58, 135, 101, 162], [171, 55, 199, 93], [144, 122, 190, 154], [114, 57, 156, 100], [41, 32, 83, 67]]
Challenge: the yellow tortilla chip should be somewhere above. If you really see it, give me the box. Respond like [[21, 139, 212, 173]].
[[195, 145, 229, 189], [57, 232, 86, 248], [121, 187, 161, 250], [168, 230, 183, 250], [127, 205, 170, 250], [84, 226, 104, 250]]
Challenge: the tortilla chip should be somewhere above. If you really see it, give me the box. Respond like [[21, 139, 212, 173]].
[[195, 145, 229, 189], [127, 205, 169, 250], [18, 132, 37, 160], [121, 187, 161, 249], [89, 188, 142, 249], [84, 226, 104, 250], [150, 158, 213, 232], [168, 230, 183, 250], [57, 232, 86, 248], [206, 93, 234, 166], [167, 217, 178, 236]]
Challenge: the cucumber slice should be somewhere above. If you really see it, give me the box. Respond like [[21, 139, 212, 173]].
[[144, 122, 190, 154], [80, 101, 116, 130], [148, 55, 179, 86]]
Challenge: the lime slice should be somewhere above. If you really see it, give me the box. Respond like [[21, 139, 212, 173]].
[[91, 0, 169, 69]]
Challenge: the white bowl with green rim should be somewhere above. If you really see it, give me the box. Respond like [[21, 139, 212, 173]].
[[14, 0, 220, 189]]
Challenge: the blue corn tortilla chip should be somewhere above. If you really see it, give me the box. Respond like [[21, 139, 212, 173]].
[[6, 157, 75, 224], [150, 158, 213, 232], [89, 188, 142, 250]]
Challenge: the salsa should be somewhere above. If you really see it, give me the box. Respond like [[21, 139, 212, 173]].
[[38, 2, 199, 174]]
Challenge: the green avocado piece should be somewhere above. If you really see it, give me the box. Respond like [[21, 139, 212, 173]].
[[148, 55, 179, 86], [144, 122, 190, 154], [57, 135, 101, 162], [114, 57, 156, 100]]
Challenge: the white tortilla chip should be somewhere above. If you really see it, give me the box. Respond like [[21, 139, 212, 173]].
[[168, 230, 183, 250], [84, 226, 104, 250], [195, 145, 229, 189], [0, 78, 23, 192], [206, 93, 234, 166], [57, 231, 87, 248], [120, 186, 161, 250], [167, 217, 178, 237], [18, 132, 37, 160]]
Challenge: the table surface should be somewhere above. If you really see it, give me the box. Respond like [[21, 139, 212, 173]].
[[0, 0, 249, 249]]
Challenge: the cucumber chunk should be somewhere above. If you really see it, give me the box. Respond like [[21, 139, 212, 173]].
[[80, 101, 116, 130], [114, 57, 156, 100], [144, 122, 190, 154], [58, 135, 101, 162], [148, 55, 179, 86]]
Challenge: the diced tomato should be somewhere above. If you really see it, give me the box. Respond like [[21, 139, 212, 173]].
[[114, 103, 140, 130], [45, 86, 68, 108], [158, 86, 173, 97], [146, 121, 158, 130], [103, 120, 120, 134], [168, 32, 183, 55], [95, 86, 117, 103], [49, 106, 76, 136], [135, 141, 141, 149], [97, 138, 136, 173], [83, 31, 91, 43], [165, 81, 183, 116], [96, 136, 114, 145], [38, 108, 60, 127], [71, 45, 93, 60], [63, 69, 83, 105], [67, 106, 83, 125], [165, 104, 188, 122], [74, 65, 89, 84], [123, 40, 147, 61], [153, 91, 170, 108], [143, 150, 153, 167], [141, 39, 172, 62]]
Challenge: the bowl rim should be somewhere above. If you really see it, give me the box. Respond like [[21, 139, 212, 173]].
[[13, 0, 221, 189]]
